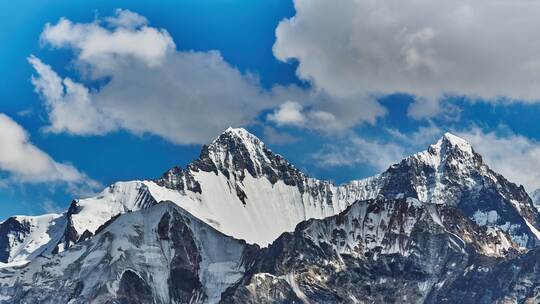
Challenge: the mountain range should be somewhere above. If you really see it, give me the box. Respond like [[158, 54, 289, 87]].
[[2, 128, 540, 303]]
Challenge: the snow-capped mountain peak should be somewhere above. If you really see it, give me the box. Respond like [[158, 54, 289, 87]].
[[203, 127, 274, 178], [212, 127, 265, 151], [374, 132, 540, 248], [418, 132, 475, 167], [223, 126, 259, 141], [440, 132, 473, 153], [436, 132, 474, 158]]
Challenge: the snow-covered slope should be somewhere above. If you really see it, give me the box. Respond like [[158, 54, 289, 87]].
[[0, 201, 254, 304], [0, 213, 66, 267]]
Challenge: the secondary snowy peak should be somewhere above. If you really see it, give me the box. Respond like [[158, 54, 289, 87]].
[[0, 181, 160, 268], [375, 133, 540, 248], [68, 181, 158, 237]]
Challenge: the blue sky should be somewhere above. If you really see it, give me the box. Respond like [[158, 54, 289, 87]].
[[3, 0, 540, 220]]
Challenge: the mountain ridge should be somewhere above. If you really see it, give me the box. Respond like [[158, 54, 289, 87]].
[[2, 128, 540, 303], [1, 128, 539, 264]]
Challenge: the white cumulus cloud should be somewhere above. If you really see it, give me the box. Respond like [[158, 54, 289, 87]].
[[267, 101, 306, 127], [29, 55, 116, 135], [0, 113, 100, 192], [41, 9, 174, 72], [31, 9, 280, 144], [267, 96, 384, 132], [275, 0, 540, 118], [32, 9, 387, 144]]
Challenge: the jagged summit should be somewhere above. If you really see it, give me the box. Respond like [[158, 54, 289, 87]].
[[403, 132, 478, 171], [151, 126, 352, 246], [442, 131, 471, 147], [436, 132, 473, 155], [222, 126, 259, 140], [373, 131, 540, 248], [434, 132, 473, 155], [212, 127, 265, 150], [214, 127, 264, 152], [204, 127, 273, 178]]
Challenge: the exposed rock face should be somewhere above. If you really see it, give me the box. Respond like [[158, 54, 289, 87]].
[[429, 247, 540, 303], [221, 198, 519, 303], [0, 217, 29, 263], [117, 270, 154, 304]]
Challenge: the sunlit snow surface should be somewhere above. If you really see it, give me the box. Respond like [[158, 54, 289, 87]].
[[0, 213, 65, 267], [70, 171, 377, 248]]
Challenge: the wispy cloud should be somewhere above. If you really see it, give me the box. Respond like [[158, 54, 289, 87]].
[[263, 126, 299, 145], [41, 199, 63, 214], [0, 113, 101, 193]]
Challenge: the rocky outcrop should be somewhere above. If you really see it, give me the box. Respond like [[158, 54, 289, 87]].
[[222, 198, 519, 303]]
